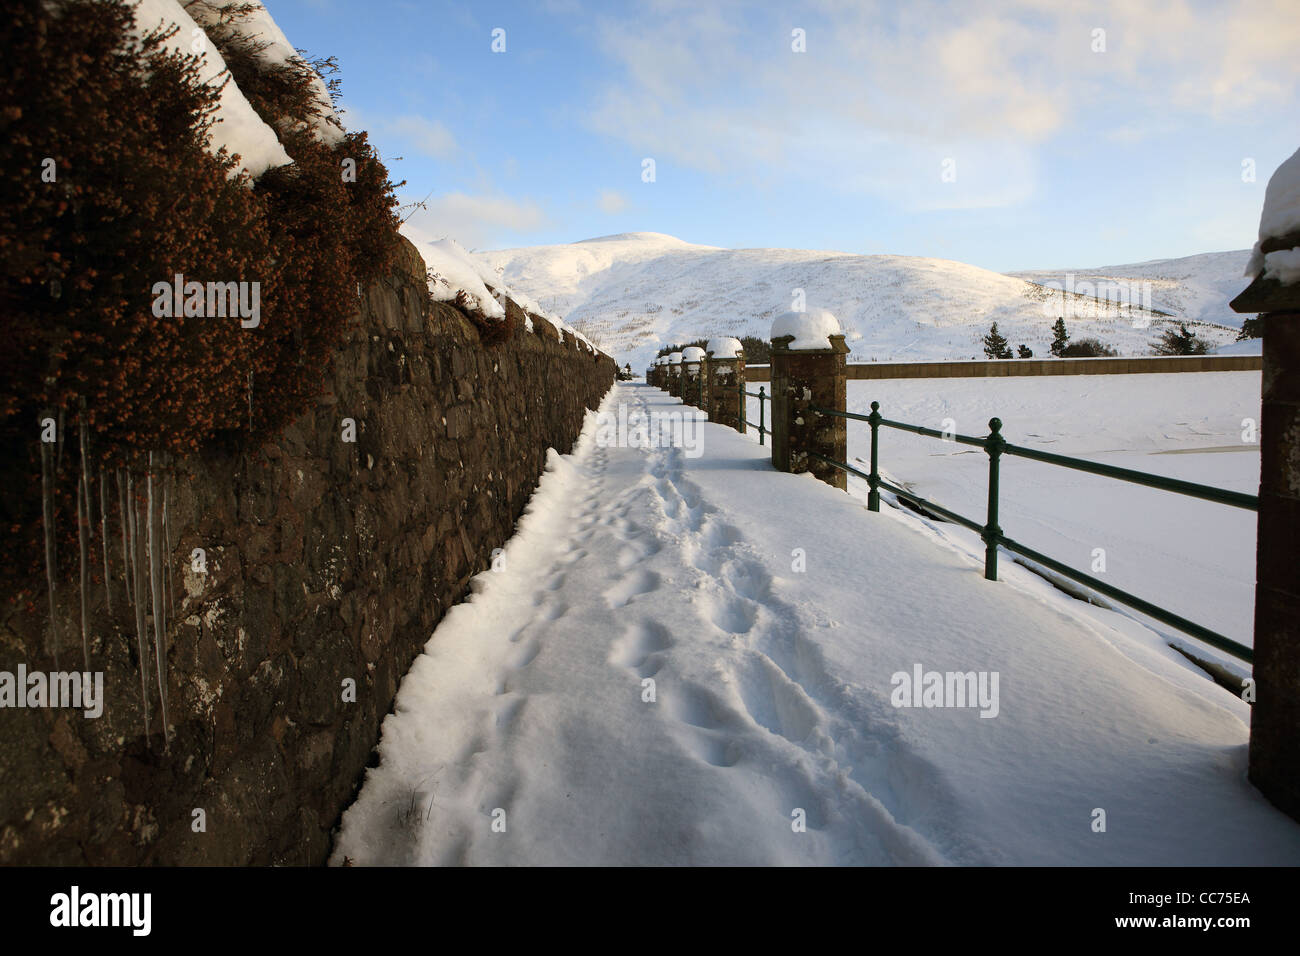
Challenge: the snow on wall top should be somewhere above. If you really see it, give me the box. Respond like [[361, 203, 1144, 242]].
[[130, 0, 292, 179], [401, 227, 506, 318], [668, 351, 683, 364], [706, 337, 742, 359], [185, 0, 345, 147], [771, 308, 842, 350], [1246, 146, 1300, 284], [400, 224, 609, 353]]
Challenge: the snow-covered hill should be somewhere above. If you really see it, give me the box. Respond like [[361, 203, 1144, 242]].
[[1010, 250, 1252, 330], [477, 234, 1246, 367]]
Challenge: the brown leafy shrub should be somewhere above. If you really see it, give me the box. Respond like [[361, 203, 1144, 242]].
[[191, 2, 402, 443], [0, 0, 277, 579], [1, 0, 276, 460], [0, 0, 402, 584]]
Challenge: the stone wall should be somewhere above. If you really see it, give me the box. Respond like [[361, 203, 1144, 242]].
[[0, 237, 616, 865]]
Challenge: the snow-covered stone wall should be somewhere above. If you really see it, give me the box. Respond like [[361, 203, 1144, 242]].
[[0, 237, 616, 865]]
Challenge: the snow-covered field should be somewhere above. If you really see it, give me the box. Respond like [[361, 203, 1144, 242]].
[[333, 383, 1296, 866], [479, 233, 1244, 368], [750, 372, 1261, 664]]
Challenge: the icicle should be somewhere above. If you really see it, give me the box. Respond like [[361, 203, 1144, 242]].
[[40, 432, 59, 670], [55, 408, 65, 474], [77, 416, 90, 669], [77, 471, 89, 671], [99, 467, 111, 614], [129, 471, 150, 742], [80, 415, 93, 542], [163, 468, 175, 621], [118, 468, 132, 609], [147, 452, 170, 751]]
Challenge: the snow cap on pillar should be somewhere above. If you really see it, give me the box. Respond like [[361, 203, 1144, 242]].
[[1245, 146, 1300, 284], [771, 308, 842, 350], [1234, 146, 1300, 311], [668, 351, 683, 369], [706, 337, 743, 359], [682, 346, 706, 369]]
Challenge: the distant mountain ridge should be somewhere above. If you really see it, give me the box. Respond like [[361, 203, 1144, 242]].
[[477, 233, 1248, 367]]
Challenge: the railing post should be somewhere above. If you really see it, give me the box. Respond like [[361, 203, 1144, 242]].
[[706, 338, 745, 433], [867, 401, 882, 512], [982, 417, 1005, 581], [769, 311, 849, 489], [758, 386, 766, 445]]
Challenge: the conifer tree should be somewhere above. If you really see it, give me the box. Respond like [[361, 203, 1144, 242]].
[[1050, 317, 1070, 356], [1153, 323, 1210, 355], [982, 323, 1012, 359]]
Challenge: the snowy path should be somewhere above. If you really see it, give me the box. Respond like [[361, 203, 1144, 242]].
[[333, 384, 1300, 866]]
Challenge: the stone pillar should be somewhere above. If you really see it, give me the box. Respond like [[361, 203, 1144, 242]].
[[769, 330, 849, 490], [681, 347, 706, 408], [1232, 275, 1300, 821], [667, 357, 683, 398], [706, 343, 746, 433], [681, 368, 699, 406]]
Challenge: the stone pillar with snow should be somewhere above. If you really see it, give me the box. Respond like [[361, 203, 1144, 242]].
[[681, 346, 706, 408], [667, 351, 684, 398], [1231, 145, 1300, 823], [706, 337, 745, 433], [769, 309, 849, 490]]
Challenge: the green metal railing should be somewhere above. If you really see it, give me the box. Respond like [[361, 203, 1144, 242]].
[[743, 385, 767, 445], [808, 400, 1256, 663]]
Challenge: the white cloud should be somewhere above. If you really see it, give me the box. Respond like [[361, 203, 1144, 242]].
[[598, 189, 627, 213], [582, 0, 1300, 211], [387, 115, 458, 159], [400, 192, 548, 250]]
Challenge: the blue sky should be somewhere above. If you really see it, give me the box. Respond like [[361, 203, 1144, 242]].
[[269, 0, 1299, 272]]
